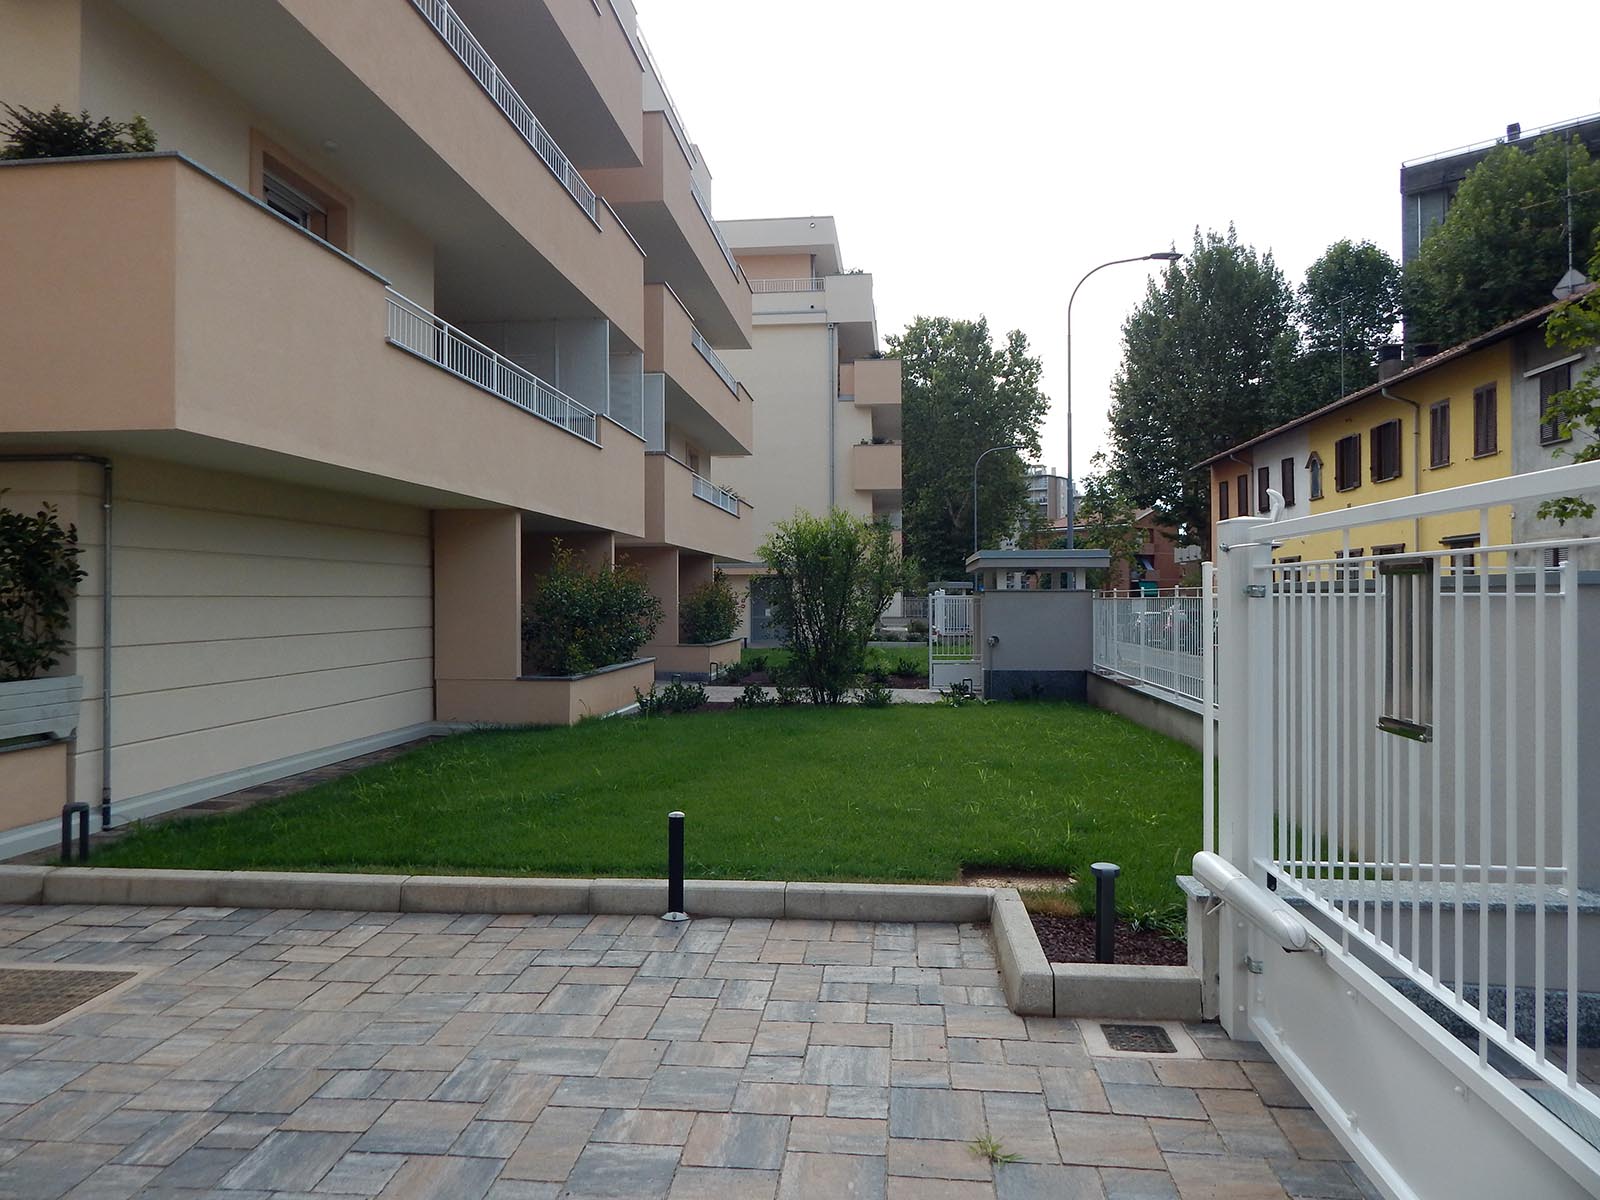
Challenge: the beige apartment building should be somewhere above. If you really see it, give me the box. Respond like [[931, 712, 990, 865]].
[[716, 217, 904, 642], [0, 0, 757, 854]]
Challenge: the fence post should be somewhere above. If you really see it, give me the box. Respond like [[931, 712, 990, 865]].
[[1214, 515, 1274, 1042]]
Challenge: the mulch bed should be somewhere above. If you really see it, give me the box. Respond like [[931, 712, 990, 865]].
[[1030, 913, 1187, 966]]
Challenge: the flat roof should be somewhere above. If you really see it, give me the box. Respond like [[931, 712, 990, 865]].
[[965, 549, 1112, 570]]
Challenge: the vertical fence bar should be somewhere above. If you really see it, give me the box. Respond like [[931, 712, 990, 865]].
[[1355, 555, 1368, 939], [1454, 542, 1467, 1006], [1504, 547, 1518, 1044], [1202, 564, 1216, 855], [1430, 554, 1442, 987], [1478, 545, 1492, 1065], [1533, 548, 1548, 1064], [1561, 556, 1578, 1086]]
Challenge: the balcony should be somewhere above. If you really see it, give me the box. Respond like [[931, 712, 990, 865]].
[[643, 285, 753, 456], [639, 453, 751, 560], [852, 442, 903, 494], [584, 112, 752, 348], [840, 358, 902, 407], [0, 154, 644, 535], [750, 277, 824, 294]]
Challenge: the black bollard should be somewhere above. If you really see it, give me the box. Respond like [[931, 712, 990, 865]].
[[1091, 862, 1120, 963], [61, 802, 90, 863], [663, 811, 688, 922]]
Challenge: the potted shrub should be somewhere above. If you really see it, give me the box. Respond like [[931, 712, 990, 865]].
[[680, 569, 743, 644], [0, 499, 87, 742], [0, 104, 156, 159]]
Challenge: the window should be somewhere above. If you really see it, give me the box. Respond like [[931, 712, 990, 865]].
[[1429, 401, 1450, 468], [1218, 479, 1230, 521], [1276, 555, 1302, 564], [1258, 466, 1271, 513], [1334, 435, 1361, 492], [1547, 546, 1569, 568], [1307, 453, 1324, 500], [1236, 473, 1250, 516], [1372, 544, 1406, 555], [1441, 533, 1479, 573], [251, 132, 350, 251], [1539, 362, 1573, 445], [1473, 384, 1498, 456], [263, 171, 328, 236], [1370, 420, 1402, 483], [1280, 458, 1296, 506]]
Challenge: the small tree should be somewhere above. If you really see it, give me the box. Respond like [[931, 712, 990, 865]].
[[1073, 462, 1150, 590], [1533, 250, 1600, 524], [521, 542, 662, 675], [760, 511, 904, 705], [0, 104, 157, 160], [0, 499, 86, 683], [680, 569, 743, 643]]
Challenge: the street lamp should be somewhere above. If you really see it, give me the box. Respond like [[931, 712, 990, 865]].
[[1065, 251, 1182, 549], [973, 444, 1024, 556]]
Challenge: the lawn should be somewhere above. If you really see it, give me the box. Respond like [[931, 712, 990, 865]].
[[738, 645, 929, 681], [92, 703, 1202, 925]]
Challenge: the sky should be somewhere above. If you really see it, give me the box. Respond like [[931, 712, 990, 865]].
[[640, 0, 1600, 489]]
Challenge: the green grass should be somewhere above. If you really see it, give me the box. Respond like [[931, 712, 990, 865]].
[[92, 703, 1201, 923], [740, 645, 929, 679]]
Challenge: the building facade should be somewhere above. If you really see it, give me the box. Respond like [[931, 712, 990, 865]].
[[1201, 299, 1598, 565], [0, 0, 760, 852], [1027, 467, 1070, 523], [714, 216, 904, 643]]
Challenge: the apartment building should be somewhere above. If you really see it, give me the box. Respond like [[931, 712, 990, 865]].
[[1200, 297, 1598, 564], [1027, 467, 1070, 523], [0, 0, 756, 854], [714, 217, 904, 643]]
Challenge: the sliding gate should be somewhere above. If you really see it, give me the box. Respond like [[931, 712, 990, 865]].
[[1205, 462, 1600, 1199]]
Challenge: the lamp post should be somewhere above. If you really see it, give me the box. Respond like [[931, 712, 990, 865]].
[[973, 444, 1023, 556], [1065, 251, 1182, 549]]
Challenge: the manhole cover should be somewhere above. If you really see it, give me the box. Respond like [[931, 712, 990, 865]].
[[1100, 1023, 1177, 1054], [0, 967, 137, 1027]]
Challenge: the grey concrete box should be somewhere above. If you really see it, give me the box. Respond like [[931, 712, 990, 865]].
[[1052, 962, 1202, 1021], [402, 876, 590, 914], [42, 867, 221, 908], [0, 865, 52, 904], [784, 882, 991, 924], [591, 878, 668, 915], [213, 871, 403, 912], [990, 889, 1052, 1015]]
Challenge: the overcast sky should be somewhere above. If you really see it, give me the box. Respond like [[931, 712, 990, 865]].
[[642, 1, 1600, 488]]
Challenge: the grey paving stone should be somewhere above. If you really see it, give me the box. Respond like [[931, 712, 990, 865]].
[[1165, 1152, 1290, 1198], [0, 1062, 91, 1103], [667, 1165, 780, 1199], [561, 1142, 681, 1199], [0, 1141, 112, 1199], [682, 1112, 791, 1169], [374, 1151, 503, 1200], [1050, 1112, 1163, 1170], [592, 1108, 696, 1146], [219, 1130, 358, 1192], [827, 1086, 889, 1119], [641, 1067, 741, 1112], [112, 1111, 226, 1167], [980, 1093, 1060, 1164], [732, 1083, 827, 1117], [1099, 1167, 1180, 1199], [776, 1150, 887, 1200], [886, 1137, 993, 1181], [801, 1045, 890, 1088], [1104, 1083, 1206, 1121], [311, 1149, 406, 1195], [452, 1118, 530, 1159], [1271, 1157, 1366, 1199], [502, 1104, 602, 1181], [993, 1162, 1105, 1200], [148, 1145, 245, 1189], [788, 1115, 886, 1157], [353, 1100, 478, 1154], [887, 1088, 985, 1142]]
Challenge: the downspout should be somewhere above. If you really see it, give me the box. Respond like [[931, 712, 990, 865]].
[[1380, 386, 1423, 551], [827, 323, 838, 510], [0, 454, 113, 829]]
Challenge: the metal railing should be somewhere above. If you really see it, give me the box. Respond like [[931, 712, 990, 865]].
[[1091, 588, 1206, 710], [409, 0, 598, 221], [689, 180, 739, 276], [386, 290, 599, 444], [750, 277, 825, 294], [1210, 460, 1600, 1155], [691, 473, 740, 516], [1401, 110, 1600, 168], [690, 329, 738, 395]]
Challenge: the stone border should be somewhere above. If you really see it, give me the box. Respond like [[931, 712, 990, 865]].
[[990, 886, 1204, 1021], [0, 865, 992, 925]]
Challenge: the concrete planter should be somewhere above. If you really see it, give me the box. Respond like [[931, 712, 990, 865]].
[[990, 887, 1205, 1020], [517, 659, 656, 725], [647, 637, 744, 681], [0, 675, 83, 742]]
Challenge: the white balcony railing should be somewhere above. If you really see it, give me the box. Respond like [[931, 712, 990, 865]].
[[688, 180, 739, 277], [691, 473, 740, 516], [1092, 588, 1207, 710], [690, 328, 738, 395], [386, 290, 599, 444], [750, 277, 825, 294], [409, 0, 598, 222]]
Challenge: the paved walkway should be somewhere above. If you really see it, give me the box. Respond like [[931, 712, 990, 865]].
[[0, 905, 1373, 1199]]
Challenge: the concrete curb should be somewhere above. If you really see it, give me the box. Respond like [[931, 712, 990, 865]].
[[987, 886, 1202, 1021]]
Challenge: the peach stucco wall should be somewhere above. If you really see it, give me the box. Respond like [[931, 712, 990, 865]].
[[642, 454, 751, 560], [437, 659, 655, 726], [435, 510, 523, 686], [739, 253, 812, 281], [644, 285, 754, 453], [0, 742, 71, 833], [851, 442, 903, 493]]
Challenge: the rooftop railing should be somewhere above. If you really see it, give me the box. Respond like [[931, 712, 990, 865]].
[[691, 472, 740, 516], [409, 0, 599, 222], [690, 328, 738, 395], [386, 290, 599, 444], [1401, 110, 1600, 168], [749, 277, 825, 294]]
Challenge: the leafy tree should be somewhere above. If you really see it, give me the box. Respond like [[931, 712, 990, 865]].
[[759, 510, 904, 705], [0, 498, 86, 682], [521, 542, 662, 675], [1534, 248, 1600, 523], [679, 568, 743, 643], [890, 316, 1049, 577], [1404, 134, 1600, 348], [1072, 457, 1150, 588], [0, 103, 156, 160], [1289, 239, 1401, 405], [1105, 226, 1299, 554]]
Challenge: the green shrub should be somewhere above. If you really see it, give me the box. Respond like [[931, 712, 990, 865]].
[[731, 683, 775, 709], [908, 618, 928, 637], [522, 542, 662, 676], [718, 660, 749, 684], [680, 568, 743, 643], [0, 103, 156, 160], [854, 682, 894, 708], [864, 664, 891, 687], [891, 653, 924, 678], [635, 679, 707, 716], [0, 498, 86, 683], [746, 653, 768, 674]]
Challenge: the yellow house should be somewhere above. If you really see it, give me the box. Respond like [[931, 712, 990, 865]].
[[1201, 298, 1590, 564]]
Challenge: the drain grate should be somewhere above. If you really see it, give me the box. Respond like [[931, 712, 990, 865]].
[[0, 968, 136, 1027], [1100, 1023, 1178, 1054]]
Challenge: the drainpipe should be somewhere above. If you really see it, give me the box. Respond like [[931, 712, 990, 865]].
[[1380, 386, 1424, 551], [0, 453, 114, 829], [827, 323, 838, 510]]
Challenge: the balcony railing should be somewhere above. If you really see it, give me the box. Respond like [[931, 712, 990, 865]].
[[409, 0, 599, 222], [689, 179, 739, 276], [690, 328, 738, 395], [386, 290, 599, 444], [691, 473, 741, 516], [750, 277, 824, 294]]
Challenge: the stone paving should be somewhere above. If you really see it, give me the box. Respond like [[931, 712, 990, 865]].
[[0, 904, 1376, 1199]]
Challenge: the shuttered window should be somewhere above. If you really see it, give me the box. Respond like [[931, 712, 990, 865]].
[[1258, 466, 1271, 513], [1280, 458, 1296, 506], [1539, 363, 1573, 445], [1473, 384, 1498, 456], [1308, 453, 1324, 500], [1218, 479, 1230, 521], [1335, 435, 1361, 492], [1370, 420, 1402, 482], [1429, 401, 1450, 468], [1236, 473, 1249, 516]]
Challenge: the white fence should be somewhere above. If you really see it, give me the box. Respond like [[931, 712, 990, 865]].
[[691, 473, 740, 516], [928, 590, 979, 692], [1091, 588, 1206, 709], [749, 278, 824, 293], [1207, 462, 1600, 1197]]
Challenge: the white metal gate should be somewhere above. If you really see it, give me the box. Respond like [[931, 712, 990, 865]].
[[1205, 463, 1600, 1199], [928, 589, 979, 693]]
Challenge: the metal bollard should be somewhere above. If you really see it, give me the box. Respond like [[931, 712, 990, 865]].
[[663, 811, 688, 922], [1091, 862, 1120, 964], [61, 802, 90, 863]]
